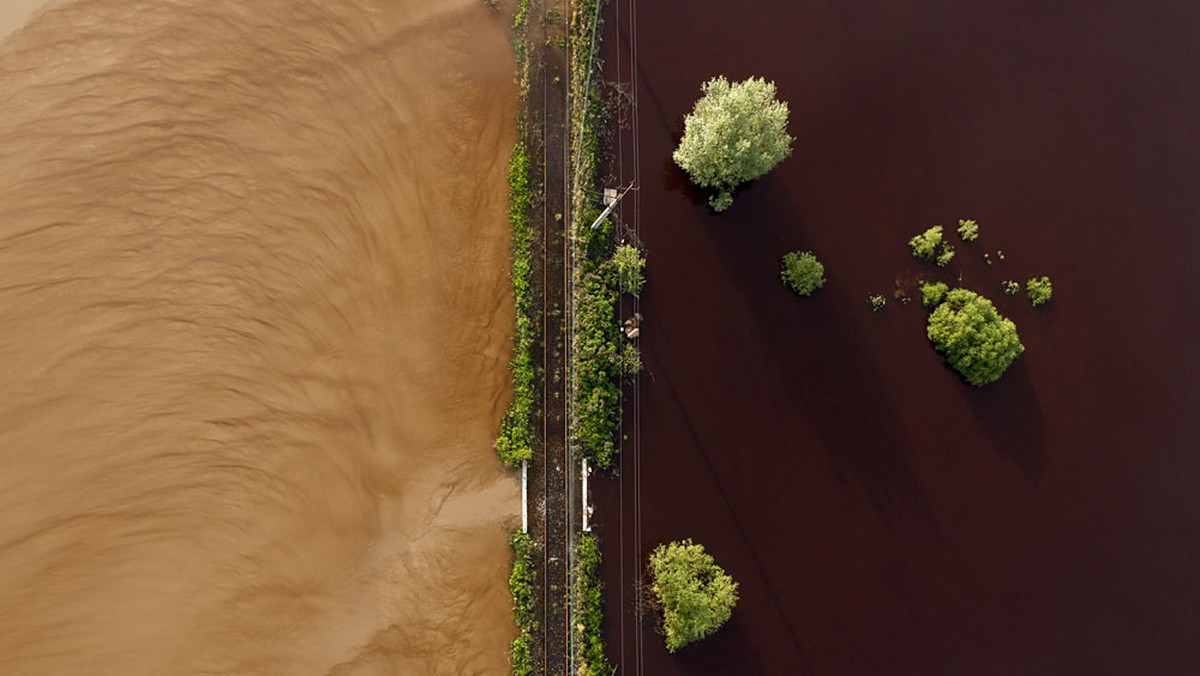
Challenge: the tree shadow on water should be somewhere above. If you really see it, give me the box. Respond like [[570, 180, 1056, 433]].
[[962, 358, 1048, 481], [712, 215, 938, 529]]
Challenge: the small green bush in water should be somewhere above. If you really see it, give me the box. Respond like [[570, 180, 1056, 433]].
[[868, 293, 887, 312], [957, 219, 979, 241], [1002, 280, 1020, 296], [927, 288, 1024, 386], [612, 244, 646, 296], [620, 343, 642, 379], [649, 539, 739, 653], [1027, 276, 1052, 306], [780, 250, 825, 296], [919, 281, 949, 308], [909, 226, 955, 266]]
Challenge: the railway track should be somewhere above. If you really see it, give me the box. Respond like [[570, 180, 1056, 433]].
[[528, 0, 572, 673]]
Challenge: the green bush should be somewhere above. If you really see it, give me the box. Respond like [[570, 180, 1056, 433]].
[[780, 250, 825, 296], [957, 219, 979, 241], [1002, 280, 1020, 296], [612, 244, 646, 296], [574, 534, 612, 675], [926, 288, 1024, 386], [649, 539, 739, 653], [573, 268, 620, 469], [935, 243, 956, 267], [508, 528, 536, 675], [909, 225, 955, 266], [909, 226, 943, 260], [495, 138, 536, 468], [919, 281, 949, 308], [673, 76, 793, 212], [620, 343, 642, 379], [868, 293, 887, 312], [1026, 276, 1053, 306]]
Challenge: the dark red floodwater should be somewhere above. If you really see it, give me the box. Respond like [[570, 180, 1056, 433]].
[[594, 0, 1200, 674]]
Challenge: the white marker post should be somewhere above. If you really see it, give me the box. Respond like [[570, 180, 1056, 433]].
[[521, 459, 528, 533], [582, 458, 591, 532]]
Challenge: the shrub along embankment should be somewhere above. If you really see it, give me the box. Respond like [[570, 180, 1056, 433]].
[[495, 133, 535, 468], [574, 533, 612, 675], [508, 528, 537, 675], [495, 0, 536, 470]]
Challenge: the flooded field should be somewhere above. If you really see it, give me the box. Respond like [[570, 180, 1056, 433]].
[[0, 1, 519, 674], [597, 0, 1200, 673]]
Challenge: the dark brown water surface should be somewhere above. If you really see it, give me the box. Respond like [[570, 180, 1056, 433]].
[[596, 1, 1200, 674]]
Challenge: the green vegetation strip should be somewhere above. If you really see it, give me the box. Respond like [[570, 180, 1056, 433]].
[[495, 0, 536, 469], [573, 534, 612, 675], [568, 0, 623, 471], [495, 134, 536, 468], [508, 528, 537, 675]]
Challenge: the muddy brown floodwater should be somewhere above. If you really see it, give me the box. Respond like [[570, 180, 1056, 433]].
[[597, 0, 1200, 674], [0, 1, 519, 674]]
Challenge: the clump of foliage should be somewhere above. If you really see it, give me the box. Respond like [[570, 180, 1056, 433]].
[[1026, 276, 1053, 306], [909, 226, 955, 267], [620, 343, 642, 379], [508, 528, 537, 675], [780, 250, 825, 296], [612, 243, 646, 296], [957, 218, 979, 241], [868, 293, 887, 312], [926, 288, 1025, 386], [649, 539, 739, 653], [919, 281, 949, 308], [573, 267, 620, 469], [496, 138, 535, 468], [574, 534, 612, 675], [1002, 280, 1020, 296], [935, 246, 955, 267], [673, 76, 793, 212]]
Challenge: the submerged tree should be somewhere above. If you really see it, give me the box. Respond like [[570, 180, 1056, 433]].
[[919, 281, 949, 308], [780, 250, 825, 296], [649, 539, 739, 653], [673, 76, 793, 212], [1026, 276, 1053, 306], [909, 226, 955, 266], [926, 288, 1024, 386], [957, 218, 979, 242]]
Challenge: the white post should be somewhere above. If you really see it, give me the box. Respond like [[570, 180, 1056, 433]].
[[581, 458, 590, 531], [521, 460, 528, 534]]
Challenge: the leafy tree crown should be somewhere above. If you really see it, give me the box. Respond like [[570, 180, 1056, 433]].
[[926, 288, 1024, 386], [649, 539, 739, 653], [780, 250, 825, 296], [1026, 276, 1053, 306], [673, 76, 793, 212]]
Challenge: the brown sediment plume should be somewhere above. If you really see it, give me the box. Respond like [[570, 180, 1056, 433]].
[[0, 0, 519, 674]]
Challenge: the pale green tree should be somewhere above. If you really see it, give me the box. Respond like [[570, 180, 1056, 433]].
[[927, 288, 1024, 386], [673, 76, 793, 212], [649, 539, 739, 652]]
